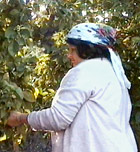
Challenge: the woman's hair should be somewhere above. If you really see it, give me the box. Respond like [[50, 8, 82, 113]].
[[67, 38, 111, 62]]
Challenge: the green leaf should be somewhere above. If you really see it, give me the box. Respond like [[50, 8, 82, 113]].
[[19, 0, 25, 5], [2, 80, 23, 99], [15, 88, 24, 99], [27, 56, 37, 64], [103, 1, 114, 9], [135, 112, 140, 124], [6, 62, 15, 71], [2, 80, 15, 90], [23, 90, 36, 102], [5, 27, 16, 39], [33, 3, 40, 11], [16, 64, 25, 72], [8, 41, 19, 57], [0, 109, 6, 119], [3, 73, 9, 81], [17, 37, 25, 46], [9, 9, 20, 17], [15, 99, 22, 109], [131, 37, 140, 44], [20, 29, 31, 39]]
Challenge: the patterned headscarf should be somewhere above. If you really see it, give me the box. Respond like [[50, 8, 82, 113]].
[[67, 23, 116, 47], [67, 23, 131, 89]]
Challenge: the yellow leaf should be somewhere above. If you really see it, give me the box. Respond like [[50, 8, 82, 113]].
[[48, 89, 55, 93], [34, 88, 39, 99], [41, 91, 48, 96], [0, 134, 6, 142], [24, 109, 31, 114], [89, 0, 93, 3]]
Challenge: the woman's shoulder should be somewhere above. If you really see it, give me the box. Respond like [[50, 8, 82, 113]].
[[75, 58, 112, 74], [60, 67, 81, 88], [78, 58, 111, 67], [65, 58, 112, 78], [61, 58, 115, 88]]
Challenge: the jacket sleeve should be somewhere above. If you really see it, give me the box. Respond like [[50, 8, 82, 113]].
[[27, 67, 91, 131]]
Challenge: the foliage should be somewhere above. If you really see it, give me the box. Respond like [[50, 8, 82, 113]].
[[0, 0, 140, 151], [0, 0, 70, 150], [0, 0, 42, 149]]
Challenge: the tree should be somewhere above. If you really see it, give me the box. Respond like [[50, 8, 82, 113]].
[[0, 0, 140, 151]]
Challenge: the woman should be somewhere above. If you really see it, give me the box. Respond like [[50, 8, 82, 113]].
[[7, 23, 138, 152]]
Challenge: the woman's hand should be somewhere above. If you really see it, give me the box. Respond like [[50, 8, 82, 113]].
[[7, 111, 28, 127]]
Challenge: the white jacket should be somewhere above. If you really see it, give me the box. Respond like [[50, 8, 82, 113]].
[[28, 58, 138, 152]]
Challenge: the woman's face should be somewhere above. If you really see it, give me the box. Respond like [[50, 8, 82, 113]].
[[67, 44, 84, 67]]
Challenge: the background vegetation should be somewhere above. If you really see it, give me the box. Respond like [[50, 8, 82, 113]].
[[0, 0, 140, 151]]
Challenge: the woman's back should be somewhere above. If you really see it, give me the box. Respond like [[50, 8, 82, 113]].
[[52, 58, 137, 152]]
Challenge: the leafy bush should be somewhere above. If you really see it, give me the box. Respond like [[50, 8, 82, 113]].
[[0, 0, 140, 151]]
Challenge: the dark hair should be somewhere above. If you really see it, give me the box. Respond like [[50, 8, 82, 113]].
[[66, 38, 111, 62]]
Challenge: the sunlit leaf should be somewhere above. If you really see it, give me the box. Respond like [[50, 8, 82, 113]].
[[89, 0, 93, 4], [34, 88, 39, 99], [0, 134, 6, 142]]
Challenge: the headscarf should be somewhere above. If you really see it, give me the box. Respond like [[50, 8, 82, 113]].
[[67, 23, 131, 89]]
